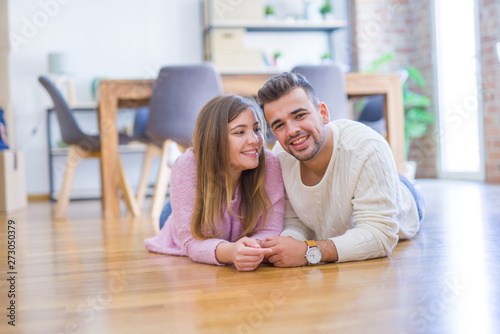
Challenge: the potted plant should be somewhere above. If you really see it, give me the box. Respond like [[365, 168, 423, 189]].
[[265, 5, 277, 20], [320, 0, 334, 20], [365, 53, 435, 179], [402, 67, 434, 160], [273, 51, 283, 68]]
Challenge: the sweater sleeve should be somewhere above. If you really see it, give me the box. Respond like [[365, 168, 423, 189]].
[[330, 139, 400, 262], [280, 191, 315, 241], [169, 152, 228, 266], [250, 151, 285, 240]]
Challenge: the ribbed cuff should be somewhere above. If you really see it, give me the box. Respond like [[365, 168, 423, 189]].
[[281, 226, 307, 241], [329, 235, 363, 263]]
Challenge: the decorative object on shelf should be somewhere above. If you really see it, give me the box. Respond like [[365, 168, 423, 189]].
[[320, 51, 333, 64], [91, 77, 106, 101], [266, 0, 304, 20], [320, 0, 334, 21], [273, 51, 283, 68], [303, 0, 322, 21], [265, 5, 277, 20], [48, 52, 76, 107]]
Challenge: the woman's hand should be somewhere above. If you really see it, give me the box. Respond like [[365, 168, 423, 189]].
[[216, 237, 273, 271]]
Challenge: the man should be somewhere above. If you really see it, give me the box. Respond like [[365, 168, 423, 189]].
[[259, 72, 424, 267]]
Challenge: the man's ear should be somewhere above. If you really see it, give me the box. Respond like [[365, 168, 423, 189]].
[[318, 102, 330, 124]]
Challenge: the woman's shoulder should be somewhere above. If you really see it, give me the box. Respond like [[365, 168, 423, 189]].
[[171, 149, 196, 178], [174, 148, 195, 167], [264, 149, 281, 172]]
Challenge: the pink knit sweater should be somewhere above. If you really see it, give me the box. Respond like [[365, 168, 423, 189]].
[[144, 149, 285, 265]]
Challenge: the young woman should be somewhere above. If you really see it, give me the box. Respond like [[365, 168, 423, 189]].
[[144, 95, 285, 271]]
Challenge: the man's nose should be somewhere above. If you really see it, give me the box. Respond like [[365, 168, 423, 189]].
[[287, 122, 300, 138]]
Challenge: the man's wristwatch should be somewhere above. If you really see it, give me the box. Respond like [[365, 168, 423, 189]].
[[305, 240, 322, 265]]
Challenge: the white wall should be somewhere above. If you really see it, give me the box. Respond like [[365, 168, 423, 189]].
[[8, 0, 203, 194]]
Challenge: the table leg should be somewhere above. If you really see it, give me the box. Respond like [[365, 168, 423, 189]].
[[98, 83, 121, 218]]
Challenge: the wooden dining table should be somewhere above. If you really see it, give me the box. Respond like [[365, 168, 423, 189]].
[[98, 73, 404, 218]]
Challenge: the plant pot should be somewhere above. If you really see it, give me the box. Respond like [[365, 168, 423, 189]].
[[322, 13, 335, 21]]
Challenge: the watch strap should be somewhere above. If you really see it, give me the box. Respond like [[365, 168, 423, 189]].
[[305, 240, 318, 248]]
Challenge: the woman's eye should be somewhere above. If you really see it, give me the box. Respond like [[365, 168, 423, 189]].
[[254, 127, 261, 133]]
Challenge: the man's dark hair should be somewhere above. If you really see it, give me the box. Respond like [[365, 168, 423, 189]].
[[257, 72, 320, 109]]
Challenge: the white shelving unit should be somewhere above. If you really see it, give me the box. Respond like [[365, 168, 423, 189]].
[[202, 0, 350, 73]]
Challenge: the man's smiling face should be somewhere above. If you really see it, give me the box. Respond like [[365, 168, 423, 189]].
[[263, 87, 330, 161]]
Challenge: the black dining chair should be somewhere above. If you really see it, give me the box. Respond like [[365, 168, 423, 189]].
[[134, 63, 224, 228], [291, 64, 348, 120], [39, 76, 140, 218]]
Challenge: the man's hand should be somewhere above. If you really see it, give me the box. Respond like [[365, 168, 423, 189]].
[[261, 236, 308, 267]]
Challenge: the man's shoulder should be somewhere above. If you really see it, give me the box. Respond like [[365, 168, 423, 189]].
[[330, 118, 377, 134], [330, 119, 387, 149]]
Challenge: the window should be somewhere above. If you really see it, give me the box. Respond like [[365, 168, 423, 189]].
[[433, 0, 484, 180]]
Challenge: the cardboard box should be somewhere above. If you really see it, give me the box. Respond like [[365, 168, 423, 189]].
[[210, 28, 263, 72], [211, 28, 245, 52], [213, 49, 264, 72], [0, 150, 27, 213], [0, 0, 8, 52]]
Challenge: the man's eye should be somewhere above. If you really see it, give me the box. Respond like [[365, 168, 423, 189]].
[[274, 124, 283, 131], [296, 113, 305, 119]]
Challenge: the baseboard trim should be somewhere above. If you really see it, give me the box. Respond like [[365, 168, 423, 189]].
[[28, 194, 51, 202]]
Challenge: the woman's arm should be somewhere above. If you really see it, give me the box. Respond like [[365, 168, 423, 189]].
[[169, 152, 232, 265]]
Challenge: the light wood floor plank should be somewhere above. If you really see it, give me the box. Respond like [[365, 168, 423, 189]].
[[1, 179, 499, 333]]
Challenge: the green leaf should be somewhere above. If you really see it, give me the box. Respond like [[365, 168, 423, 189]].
[[405, 121, 428, 139], [365, 53, 394, 73], [406, 108, 435, 123], [320, 0, 333, 14], [404, 66, 426, 87], [321, 51, 332, 60], [404, 92, 430, 109]]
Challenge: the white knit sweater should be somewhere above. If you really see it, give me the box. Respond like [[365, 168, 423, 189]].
[[273, 120, 419, 262]]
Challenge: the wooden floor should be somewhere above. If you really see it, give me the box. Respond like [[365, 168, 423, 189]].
[[1, 179, 499, 334]]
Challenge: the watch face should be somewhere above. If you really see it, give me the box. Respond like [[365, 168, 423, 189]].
[[306, 247, 322, 264]]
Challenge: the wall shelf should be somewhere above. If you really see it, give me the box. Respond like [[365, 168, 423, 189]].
[[206, 20, 348, 32]]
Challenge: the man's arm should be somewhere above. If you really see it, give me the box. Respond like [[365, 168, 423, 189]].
[[261, 236, 339, 267]]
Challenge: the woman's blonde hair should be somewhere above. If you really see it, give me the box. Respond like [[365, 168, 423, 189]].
[[190, 95, 271, 240]]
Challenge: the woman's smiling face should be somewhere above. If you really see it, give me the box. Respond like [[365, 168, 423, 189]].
[[227, 108, 263, 180]]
